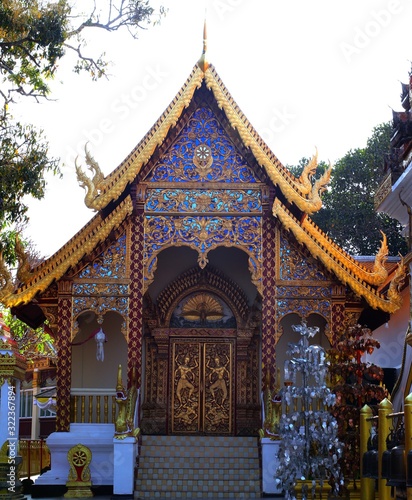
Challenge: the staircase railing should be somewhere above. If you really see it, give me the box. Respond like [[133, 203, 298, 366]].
[[70, 388, 117, 424], [18, 439, 50, 479]]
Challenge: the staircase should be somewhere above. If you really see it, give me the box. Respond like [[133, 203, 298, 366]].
[[135, 435, 261, 499]]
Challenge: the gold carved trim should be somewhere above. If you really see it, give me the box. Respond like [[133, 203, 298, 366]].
[[143, 215, 262, 296], [156, 266, 250, 327], [1, 196, 133, 308], [272, 199, 403, 313], [301, 212, 389, 286], [203, 67, 332, 215]]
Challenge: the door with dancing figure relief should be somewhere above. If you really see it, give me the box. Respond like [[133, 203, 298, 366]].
[[171, 339, 233, 434]]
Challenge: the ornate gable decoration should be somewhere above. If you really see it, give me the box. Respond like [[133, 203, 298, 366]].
[[146, 107, 260, 184]]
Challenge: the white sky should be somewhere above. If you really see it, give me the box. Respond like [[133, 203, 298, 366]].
[[17, 0, 412, 257]]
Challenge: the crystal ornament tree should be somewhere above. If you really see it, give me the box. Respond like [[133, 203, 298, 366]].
[[276, 320, 343, 500]]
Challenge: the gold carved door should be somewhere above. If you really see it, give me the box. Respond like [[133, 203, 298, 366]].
[[171, 339, 233, 434]]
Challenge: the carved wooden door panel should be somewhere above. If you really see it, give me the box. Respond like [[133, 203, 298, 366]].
[[171, 339, 233, 434]]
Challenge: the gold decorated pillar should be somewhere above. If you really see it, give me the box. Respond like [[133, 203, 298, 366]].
[[378, 398, 393, 500], [405, 393, 412, 500], [360, 404, 375, 500]]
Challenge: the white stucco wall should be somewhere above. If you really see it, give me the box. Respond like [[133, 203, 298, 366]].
[[366, 286, 410, 369]]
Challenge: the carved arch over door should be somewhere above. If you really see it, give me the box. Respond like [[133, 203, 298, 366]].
[[141, 266, 261, 435]]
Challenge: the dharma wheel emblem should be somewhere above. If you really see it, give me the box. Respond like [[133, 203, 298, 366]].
[[193, 144, 213, 176]]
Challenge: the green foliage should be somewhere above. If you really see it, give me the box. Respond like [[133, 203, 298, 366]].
[[0, 119, 59, 224], [0, 0, 162, 251], [2, 308, 55, 361], [289, 123, 407, 256]]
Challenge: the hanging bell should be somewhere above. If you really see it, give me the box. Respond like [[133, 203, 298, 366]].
[[363, 449, 379, 479], [382, 428, 395, 482], [363, 431, 378, 479], [381, 449, 391, 481], [387, 444, 406, 488], [362, 450, 372, 478], [406, 449, 412, 487], [369, 449, 379, 480]]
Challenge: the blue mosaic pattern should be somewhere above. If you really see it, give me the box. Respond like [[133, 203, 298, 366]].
[[78, 234, 127, 279], [148, 107, 259, 183]]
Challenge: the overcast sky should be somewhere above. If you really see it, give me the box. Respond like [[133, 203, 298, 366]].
[[18, 0, 412, 257]]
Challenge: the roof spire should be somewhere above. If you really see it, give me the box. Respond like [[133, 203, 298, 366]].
[[197, 16, 209, 72]]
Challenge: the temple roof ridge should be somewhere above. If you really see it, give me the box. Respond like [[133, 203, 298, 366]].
[[74, 61, 331, 215], [272, 198, 403, 313]]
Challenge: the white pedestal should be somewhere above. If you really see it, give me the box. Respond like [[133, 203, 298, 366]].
[[34, 424, 115, 486], [113, 437, 137, 495], [261, 438, 283, 495]]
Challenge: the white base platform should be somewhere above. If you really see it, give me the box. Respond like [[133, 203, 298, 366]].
[[261, 437, 283, 495], [34, 424, 115, 486]]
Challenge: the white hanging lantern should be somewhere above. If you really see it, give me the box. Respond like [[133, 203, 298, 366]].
[[95, 328, 106, 361]]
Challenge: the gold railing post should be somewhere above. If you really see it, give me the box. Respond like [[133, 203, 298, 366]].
[[405, 393, 412, 500], [360, 405, 375, 500], [378, 398, 393, 500], [88, 395, 93, 423], [81, 395, 86, 423], [111, 395, 116, 423], [96, 395, 101, 424], [72, 395, 78, 423], [104, 395, 108, 423]]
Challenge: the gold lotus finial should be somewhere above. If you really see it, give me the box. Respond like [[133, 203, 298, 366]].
[[198, 17, 209, 72]]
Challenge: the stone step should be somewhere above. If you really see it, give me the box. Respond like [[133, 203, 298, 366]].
[[135, 491, 261, 499], [141, 435, 258, 446], [140, 446, 258, 459], [139, 456, 259, 468], [135, 435, 261, 499], [137, 467, 260, 481]]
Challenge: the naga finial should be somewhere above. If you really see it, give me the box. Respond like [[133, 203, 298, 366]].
[[387, 254, 407, 309], [75, 143, 105, 211], [15, 234, 32, 284], [297, 149, 318, 195], [371, 231, 389, 285], [0, 251, 14, 301]]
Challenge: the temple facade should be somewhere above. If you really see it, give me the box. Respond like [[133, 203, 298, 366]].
[[0, 44, 406, 496]]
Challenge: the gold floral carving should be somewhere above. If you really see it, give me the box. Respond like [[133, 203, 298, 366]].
[[272, 199, 403, 313], [203, 66, 333, 214], [144, 215, 262, 295], [1, 196, 133, 308], [301, 212, 389, 286]]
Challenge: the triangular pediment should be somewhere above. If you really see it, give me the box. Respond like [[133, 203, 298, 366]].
[[144, 103, 263, 185]]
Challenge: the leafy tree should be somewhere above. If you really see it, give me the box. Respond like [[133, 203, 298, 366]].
[[2, 308, 56, 361], [0, 0, 164, 261], [288, 123, 408, 256], [328, 323, 387, 490]]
